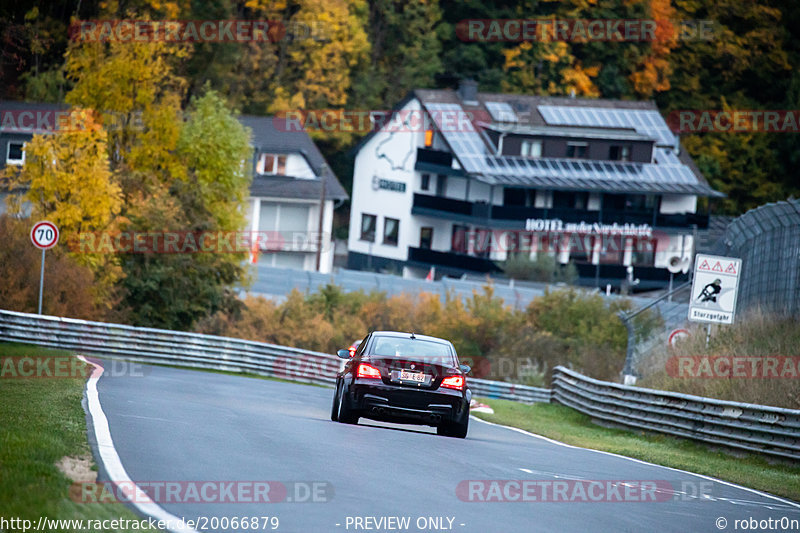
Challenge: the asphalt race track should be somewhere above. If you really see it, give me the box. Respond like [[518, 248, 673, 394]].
[[89, 360, 800, 533]]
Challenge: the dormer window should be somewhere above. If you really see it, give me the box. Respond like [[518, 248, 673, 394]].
[[566, 142, 587, 159], [609, 145, 631, 161], [520, 139, 542, 158], [257, 153, 287, 175], [6, 141, 25, 165]]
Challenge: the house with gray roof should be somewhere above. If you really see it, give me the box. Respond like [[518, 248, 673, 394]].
[[346, 81, 723, 290], [0, 102, 347, 273], [239, 115, 347, 273]]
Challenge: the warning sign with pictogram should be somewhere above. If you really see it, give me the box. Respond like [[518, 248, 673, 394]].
[[688, 254, 742, 324]]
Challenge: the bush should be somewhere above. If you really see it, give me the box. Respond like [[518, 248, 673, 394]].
[[639, 311, 800, 409], [501, 254, 577, 284], [199, 284, 641, 383], [0, 216, 105, 320]]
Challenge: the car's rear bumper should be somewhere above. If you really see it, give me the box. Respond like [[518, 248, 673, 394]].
[[348, 381, 468, 425]]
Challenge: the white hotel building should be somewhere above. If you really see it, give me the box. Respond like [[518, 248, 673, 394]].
[[346, 82, 723, 290]]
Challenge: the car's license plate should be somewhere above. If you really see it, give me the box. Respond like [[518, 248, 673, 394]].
[[399, 370, 426, 383]]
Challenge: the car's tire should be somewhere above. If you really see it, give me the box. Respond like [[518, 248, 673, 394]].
[[330, 381, 340, 421], [437, 413, 469, 438], [337, 384, 359, 425]]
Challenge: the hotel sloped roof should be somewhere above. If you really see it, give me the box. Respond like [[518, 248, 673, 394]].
[[238, 115, 348, 201], [412, 89, 723, 198]]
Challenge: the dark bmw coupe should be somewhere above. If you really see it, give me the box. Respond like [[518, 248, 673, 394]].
[[331, 331, 471, 438]]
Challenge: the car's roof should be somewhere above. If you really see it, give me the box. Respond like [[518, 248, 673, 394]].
[[369, 331, 452, 344]]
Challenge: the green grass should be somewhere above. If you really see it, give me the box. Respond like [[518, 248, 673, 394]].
[[472, 398, 800, 502], [0, 343, 155, 532]]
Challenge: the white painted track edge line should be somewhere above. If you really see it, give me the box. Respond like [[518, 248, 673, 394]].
[[470, 415, 800, 509], [78, 355, 199, 532]]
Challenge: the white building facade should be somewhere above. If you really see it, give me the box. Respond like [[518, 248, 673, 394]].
[[347, 84, 722, 290]]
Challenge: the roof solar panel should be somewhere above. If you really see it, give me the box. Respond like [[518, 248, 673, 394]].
[[539, 105, 677, 148], [485, 102, 518, 123], [422, 101, 718, 196]]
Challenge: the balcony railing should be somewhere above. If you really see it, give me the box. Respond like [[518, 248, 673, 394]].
[[407, 247, 500, 273], [412, 194, 709, 229]]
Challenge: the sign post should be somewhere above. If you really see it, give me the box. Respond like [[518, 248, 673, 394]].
[[688, 254, 742, 344], [30, 221, 59, 315]]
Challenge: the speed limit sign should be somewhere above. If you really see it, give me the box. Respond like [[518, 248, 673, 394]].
[[30, 220, 59, 315], [31, 221, 59, 250]]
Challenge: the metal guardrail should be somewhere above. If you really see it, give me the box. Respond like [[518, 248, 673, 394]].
[[467, 377, 552, 403], [0, 309, 551, 403], [4, 308, 796, 460], [552, 366, 800, 461]]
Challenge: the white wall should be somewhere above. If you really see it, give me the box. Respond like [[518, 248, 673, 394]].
[[445, 177, 467, 199], [534, 190, 553, 208], [246, 196, 335, 273], [348, 98, 424, 262], [467, 181, 492, 203], [285, 153, 315, 179], [660, 194, 697, 214]]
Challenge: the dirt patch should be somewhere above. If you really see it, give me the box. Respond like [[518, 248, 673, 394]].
[[56, 454, 96, 483]]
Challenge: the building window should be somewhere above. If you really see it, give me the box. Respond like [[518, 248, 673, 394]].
[[420, 173, 431, 191], [609, 145, 631, 161], [631, 238, 657, 266], [452, 224, 468, 254], [435, 174, 447, 196], [521, 139, 542, 158], [383, 217, 399, 246], [626, 194, 658, 211], [360, 214, 376, 242], [599, 235, 623, 264], [602, 193, 626, 212], [419, 227, 433, 249], [503, 187, 535, 207], [567, 234, 592, 263], [574, 192, 588, 210], [256, 153, 287, 175], [6, 142, 25, 165], [553, 191, 589, 210], [566, 143, 587, 159]]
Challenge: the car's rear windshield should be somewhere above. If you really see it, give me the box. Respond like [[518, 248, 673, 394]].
[[370, 337, 454, 361]]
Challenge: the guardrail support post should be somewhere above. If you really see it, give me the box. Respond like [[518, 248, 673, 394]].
[[617, 310, 637, 385]]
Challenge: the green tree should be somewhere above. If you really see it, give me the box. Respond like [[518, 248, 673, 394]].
[[64, 37, 252, 329]]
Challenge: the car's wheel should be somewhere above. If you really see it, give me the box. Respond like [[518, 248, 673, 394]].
[[337, 383, 359, 425], [330, 381, 340, 421], [437, 413, 468, 438]]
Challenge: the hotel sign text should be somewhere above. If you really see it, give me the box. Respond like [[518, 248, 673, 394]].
[[525, 218, 653, 237]]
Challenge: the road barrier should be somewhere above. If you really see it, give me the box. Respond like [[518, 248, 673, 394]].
[[0, 309, 550, 402], [2, 308, 796, 460], [552, 366, 800, 461]]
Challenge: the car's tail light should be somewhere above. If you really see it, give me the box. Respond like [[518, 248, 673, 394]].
[[357, 363, 381, 379], [441, 375, 464, 390]]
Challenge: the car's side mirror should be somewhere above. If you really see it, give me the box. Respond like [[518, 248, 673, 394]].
[[459, 364, 471, 374], [337, 349, 351, 359]]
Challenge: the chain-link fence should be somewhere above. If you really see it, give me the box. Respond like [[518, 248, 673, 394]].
[[710, 198, 800, 316], [623, 198, 800, 381]]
